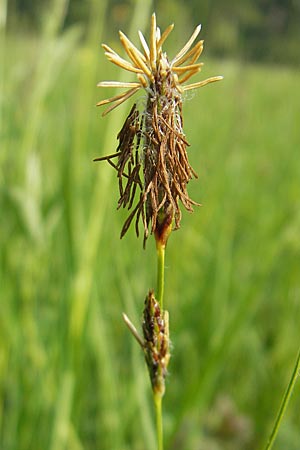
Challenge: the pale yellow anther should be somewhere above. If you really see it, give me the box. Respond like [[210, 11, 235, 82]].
[[172, 63, 203, 74], [138, 30, 150, 60], [97, 81, 142, 88], [157, 24, 174, 51], [119, 31, 147, 65], [127, 46, 154, 81], [101, 87, 140, 115], [172, 24, 202, 65], [97, 15, 222, 115], [105, 53, 144, 74], [172, 40, 204, 67], [137, 73, 148, 87], [182, 76, 223, 91], [101, 43, 118, 56], [150, 13, 157, 71], [179, 67, 202, 84]]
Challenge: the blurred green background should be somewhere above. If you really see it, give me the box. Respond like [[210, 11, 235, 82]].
[[1, 0, 300, 449]]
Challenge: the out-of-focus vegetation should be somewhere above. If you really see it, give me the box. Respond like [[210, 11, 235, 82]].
[[1, 1, 300, 449], [7, 0, 300, 65]]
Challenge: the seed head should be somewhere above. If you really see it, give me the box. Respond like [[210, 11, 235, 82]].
[[95, 13, 223, 245]]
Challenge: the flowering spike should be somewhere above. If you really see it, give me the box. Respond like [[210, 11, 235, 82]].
[[143, 290, 170, 396], [95, 14, 222, 243]]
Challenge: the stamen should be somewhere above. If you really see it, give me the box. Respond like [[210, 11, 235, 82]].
[[127, 47, 154, 81], [179, 67, 202, 84], [150, 13, 157, 70], [156, 27, 161, 42], [188, 43, 204, 64], [138, 30, 150, 60], [172, 40, 203, 67], [96, 90, 133, 106], [182, 76, 223, 91], [137, 73, 148, 87], [172, 24, 201, 65], [105, 53, 144, 73], [102, 43, 119, 56], [119, 31, 147, 65], [101, 87, 140, 115], [172, 63, 203, 74], [97, 81, 142, 88], [157, 24, 174, 51]]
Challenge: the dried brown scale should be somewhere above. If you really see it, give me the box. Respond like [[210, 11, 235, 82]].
[[142, 78, 193, 237]]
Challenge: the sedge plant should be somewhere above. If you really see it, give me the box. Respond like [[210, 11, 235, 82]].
[[94, 13, 223, 450]]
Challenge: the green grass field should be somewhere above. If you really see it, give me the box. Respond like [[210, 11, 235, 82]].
[[1, 3, 300, 450]]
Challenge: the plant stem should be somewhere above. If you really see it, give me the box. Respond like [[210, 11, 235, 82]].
[[156, 242, 165, 310], [153, 240, 166, 450], [262, 347, 300, 450], [154, 392, 163, 450]]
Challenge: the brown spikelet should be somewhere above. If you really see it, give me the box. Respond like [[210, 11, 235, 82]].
[[143, 290, 170, 396]]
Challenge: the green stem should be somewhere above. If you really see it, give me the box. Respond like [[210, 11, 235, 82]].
[[154, 241, 166, 450], [262, 347, 300, 450], [156, 242, 165, 310], [154, 393, 163, 450]]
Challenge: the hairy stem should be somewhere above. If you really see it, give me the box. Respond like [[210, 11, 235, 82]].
[[263, 347, 300, 450]]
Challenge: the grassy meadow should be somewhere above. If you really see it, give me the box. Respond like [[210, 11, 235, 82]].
[[1, 3, 300, 450]]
